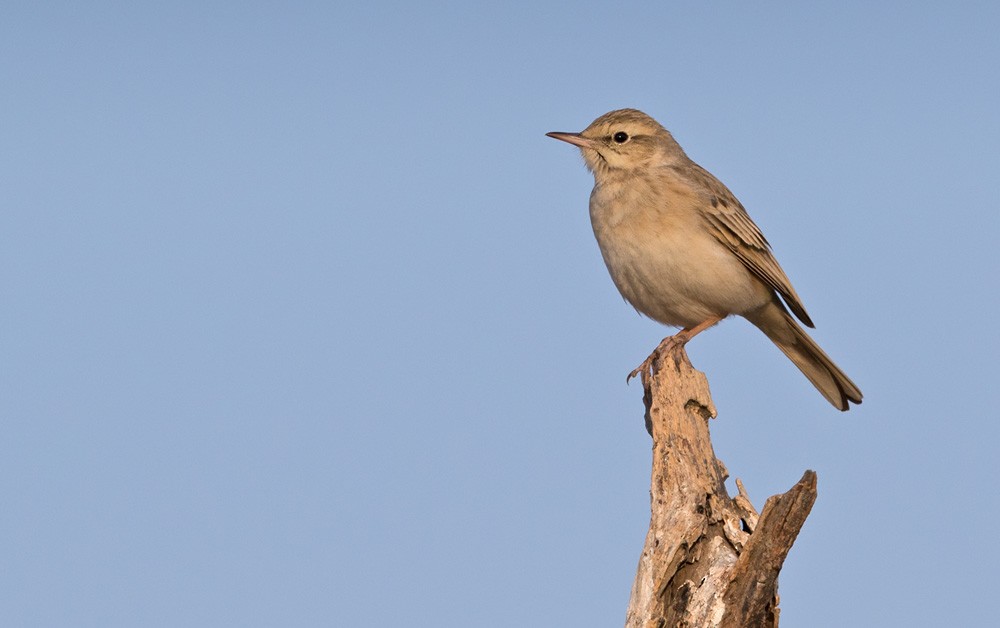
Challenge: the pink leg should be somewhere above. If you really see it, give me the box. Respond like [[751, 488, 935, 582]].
[[627, 316, 724, 386]]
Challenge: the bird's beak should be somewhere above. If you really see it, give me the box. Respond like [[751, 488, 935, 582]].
[[546, 131, 596, 149]]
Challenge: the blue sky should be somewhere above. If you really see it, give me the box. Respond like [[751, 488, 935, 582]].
[[2, 2, 998, 626]]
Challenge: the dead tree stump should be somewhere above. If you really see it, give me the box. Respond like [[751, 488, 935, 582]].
[[625, 347, 817, 628]]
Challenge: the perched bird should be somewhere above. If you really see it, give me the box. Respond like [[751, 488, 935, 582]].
[[547, 108, 862, 410]]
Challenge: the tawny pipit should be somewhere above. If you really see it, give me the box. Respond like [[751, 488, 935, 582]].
[[547, 108, 862, 410]]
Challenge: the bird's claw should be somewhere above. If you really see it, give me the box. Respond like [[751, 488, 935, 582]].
[[626, 358, 654, 386], [626, 334, 690, 388]]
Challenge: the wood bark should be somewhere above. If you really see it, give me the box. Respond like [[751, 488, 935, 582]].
[[624, 347, 817, 628]]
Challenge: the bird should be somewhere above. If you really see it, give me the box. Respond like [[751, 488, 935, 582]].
[[546, 108, 862, 410]]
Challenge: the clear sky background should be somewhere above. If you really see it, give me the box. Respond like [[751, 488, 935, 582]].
[[2, 2, 998, 626]]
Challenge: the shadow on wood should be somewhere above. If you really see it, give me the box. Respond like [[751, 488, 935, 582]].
[[625, 347, 817, 628]]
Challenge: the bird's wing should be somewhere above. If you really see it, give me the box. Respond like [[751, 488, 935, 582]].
[[686, 163, 815, 328]]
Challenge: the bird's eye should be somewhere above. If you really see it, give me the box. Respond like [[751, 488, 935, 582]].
[[613, 131, 629, 144]]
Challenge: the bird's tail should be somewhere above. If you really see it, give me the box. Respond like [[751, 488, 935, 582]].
[[746, 302, 863, 411]]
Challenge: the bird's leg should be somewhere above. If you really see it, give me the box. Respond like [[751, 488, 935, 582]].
[[627, 316, 724, 387]]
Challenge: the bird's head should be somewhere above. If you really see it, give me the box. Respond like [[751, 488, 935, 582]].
[[547, 108, 686, 177]]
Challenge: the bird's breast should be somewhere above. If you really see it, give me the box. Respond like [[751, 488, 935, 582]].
[[588, 179, 769, 327]]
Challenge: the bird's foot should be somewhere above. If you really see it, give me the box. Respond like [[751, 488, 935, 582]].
[[626, 332, 691, 388]]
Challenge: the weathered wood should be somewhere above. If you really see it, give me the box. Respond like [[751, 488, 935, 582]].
[[625, 347, 818, 628]]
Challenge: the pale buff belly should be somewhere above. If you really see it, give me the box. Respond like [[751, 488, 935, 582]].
[[591, 207, 772, 328]]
